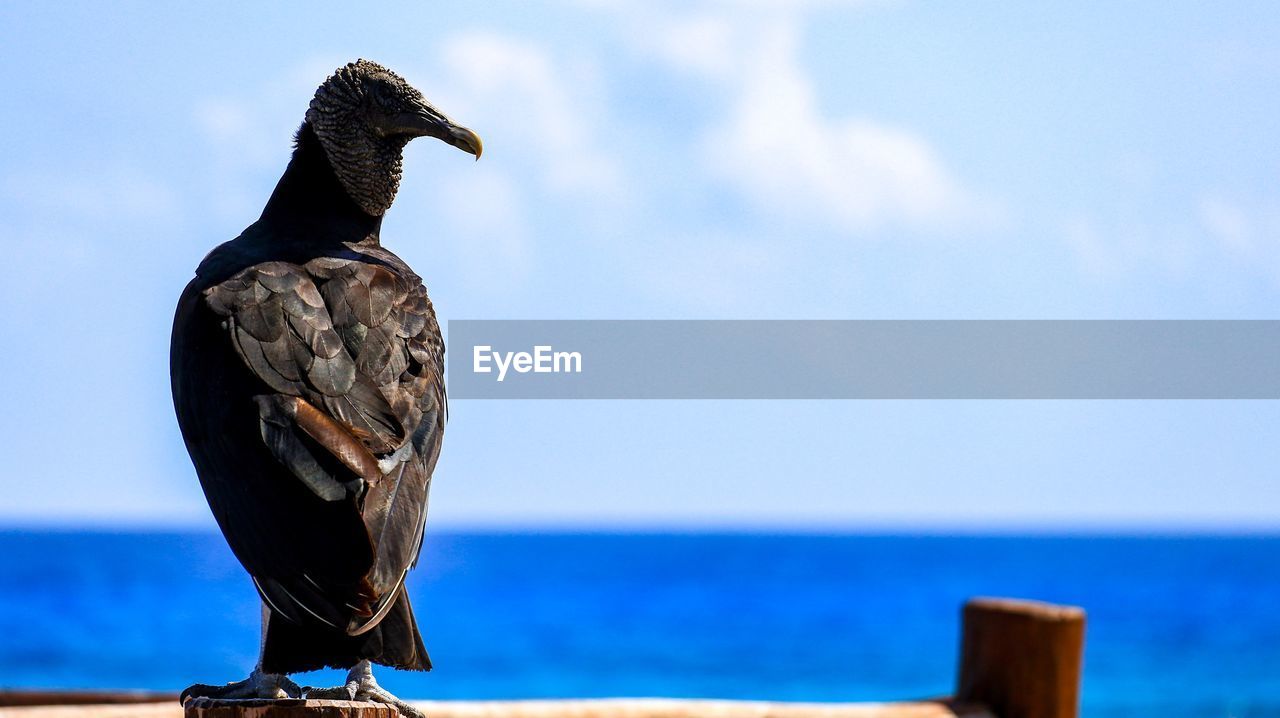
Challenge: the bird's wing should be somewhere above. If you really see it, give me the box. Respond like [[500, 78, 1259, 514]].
[[308, 254, 447, 634], [201, 257, 444, 634]]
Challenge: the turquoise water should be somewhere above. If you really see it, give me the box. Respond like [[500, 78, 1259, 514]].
[[1, 531, 1278, 717]]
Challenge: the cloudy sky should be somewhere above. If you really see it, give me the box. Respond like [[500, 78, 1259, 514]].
[[2, 1, 1278, 528]]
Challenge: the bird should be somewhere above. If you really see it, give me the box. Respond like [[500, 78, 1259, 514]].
[[171, 59, 480, 717]]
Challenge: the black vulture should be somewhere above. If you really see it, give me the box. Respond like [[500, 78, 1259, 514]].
[[171, 60, 480, 716]]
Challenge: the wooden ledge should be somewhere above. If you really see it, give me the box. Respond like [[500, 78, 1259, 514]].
[[0, 596, 1085, 718], [184, 698, 398, 717], [413, 699, 992, 718], [0, 691, 175, 707], [0, 699, 993, 718]]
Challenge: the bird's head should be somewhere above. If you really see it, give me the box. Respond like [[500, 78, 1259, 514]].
[[305, 59, 482, 216]]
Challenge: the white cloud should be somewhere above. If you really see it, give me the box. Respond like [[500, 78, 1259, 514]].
[[712, 24, 997, 232], [1062, 218, 1121, 278], [1059, 192, 1280, 289], [643, 14, 736, 79], [616, 7, 997, 233], [436, 34, 631, 206], [1063, 213, 1225, 282], [1198, 196, 1257, 254], [1195, 195, 1280, 282]]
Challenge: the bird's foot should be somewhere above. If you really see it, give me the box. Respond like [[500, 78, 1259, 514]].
[[180, 667, 302, 704], [304, 660, 423, 718]]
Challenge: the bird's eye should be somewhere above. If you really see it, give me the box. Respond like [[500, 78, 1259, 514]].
[[370, 81, 397, 110]]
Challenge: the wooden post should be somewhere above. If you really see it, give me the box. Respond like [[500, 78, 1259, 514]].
[[954, 598, 1085, 718], [183, 698, 399, 718]]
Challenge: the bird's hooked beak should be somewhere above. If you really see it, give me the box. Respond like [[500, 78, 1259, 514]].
[[381, 98, 483, 160]]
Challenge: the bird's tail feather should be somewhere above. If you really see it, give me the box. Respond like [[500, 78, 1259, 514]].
[[261, 587, 430, 674]]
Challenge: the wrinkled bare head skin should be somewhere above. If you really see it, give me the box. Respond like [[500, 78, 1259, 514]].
[[306, 59, 482, 216]]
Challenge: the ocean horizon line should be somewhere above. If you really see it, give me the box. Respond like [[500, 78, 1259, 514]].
[[2, 519, 1278, 538]]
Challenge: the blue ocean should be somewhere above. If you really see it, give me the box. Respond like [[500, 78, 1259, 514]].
[[1, 531, 1278, 717]]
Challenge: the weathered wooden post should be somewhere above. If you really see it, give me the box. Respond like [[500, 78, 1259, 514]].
[[954, 598, 1086, 718], [184, 698, 398, 717]]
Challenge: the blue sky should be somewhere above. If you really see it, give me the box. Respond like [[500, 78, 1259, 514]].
[[1, 1, 1278, 528]]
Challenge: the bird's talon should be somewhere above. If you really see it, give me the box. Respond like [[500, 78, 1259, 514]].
[[305, 662, 422, 717], [180, 670, 301, 704], [303, 684, 357, 701]]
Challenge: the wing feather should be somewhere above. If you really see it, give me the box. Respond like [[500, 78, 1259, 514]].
[[198, 248, 445, 635]]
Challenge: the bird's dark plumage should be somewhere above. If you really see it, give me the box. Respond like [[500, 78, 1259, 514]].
[[172, 60, 478, 676]]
